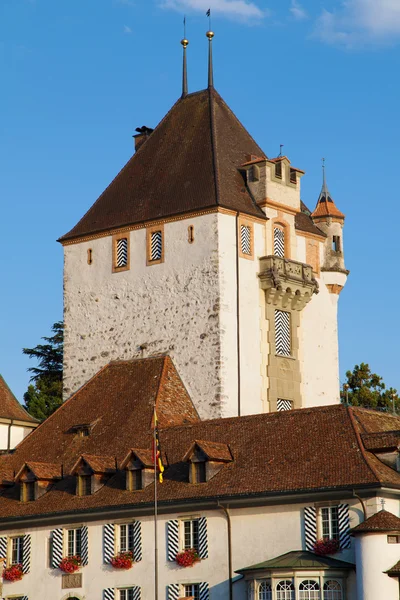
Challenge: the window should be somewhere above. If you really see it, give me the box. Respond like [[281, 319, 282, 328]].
[[321, 506, 339, 540], [113, 234, 130, 272], [388, 535, 400, 544], [10, 536, 23, 565], [277, 399, 293, 411], [87, 248, 93, 265], [120, 589, 135, 600], [119, 524, 134, 553], [241, 225, 252, 256], [274, 227, 285, 258], [147, 226, 164, 265], [128, 469, 143, 491], [323, 581, 342, 600], [22, 481, 36, 502], [299, 580, 320, 600], [188, 225, 195, 244], [184, 584, 200, 600], [247, 165, 260, 183], [184, 519, 199, 551], [275, 310, 291, 357], [67, 528, 82, 557], [275, 161, 282, 179], [259, 581, 272, 600], [276, 580, 295, 600], [332, 236, 341, 252], [192, 461, 206, 484], [78, 475, 92, 496], [289, 169, 297, 184]]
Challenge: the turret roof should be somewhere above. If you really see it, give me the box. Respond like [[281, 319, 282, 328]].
[[311, 166, 345, 220], [59, 88, 267, 243], [0, 375, 38, 423], [351, 509, 400, 534]]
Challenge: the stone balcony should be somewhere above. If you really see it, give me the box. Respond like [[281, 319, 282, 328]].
[[258, 255, 319, 311]]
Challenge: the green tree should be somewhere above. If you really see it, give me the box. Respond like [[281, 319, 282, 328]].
[[341, 362, 399, 413], [23, 321, 63, 420]]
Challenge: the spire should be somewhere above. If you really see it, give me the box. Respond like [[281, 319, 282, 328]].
[[311, 158, 345, 220], [206, 30, 214, 88], [321, 157, 330, 201], [181, 34, 189, 98]]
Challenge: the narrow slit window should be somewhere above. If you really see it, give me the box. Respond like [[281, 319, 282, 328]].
[[332, 236, 341, 252], [188, 226, 195, 244], [274, 227, 285, 258], [150, 230, 162, 262], [240, 225, 252, 256], [275, 310, 291, 357], [87, 248, 93, 265], [116, 238, 128, 267]]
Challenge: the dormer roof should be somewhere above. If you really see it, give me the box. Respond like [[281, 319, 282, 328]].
[[120, 448, 154, 469], [59, 87, 266, 244], [70, 454, 116, 475], [361, 431, 400, 452], [15, 462, 62, 482], [0, 375, 38, 424], [351, 510, 400, 535], [183, 440, 232, 463]]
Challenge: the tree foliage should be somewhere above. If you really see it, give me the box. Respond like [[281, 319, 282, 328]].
[[23, 321, 63, 420], [341, 363, 399, 413]]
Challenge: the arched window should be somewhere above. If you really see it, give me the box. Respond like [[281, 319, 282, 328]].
[[276, 580, 295, 600], [323, 580, 342, 600], [299, 580, 320, 600], [258, 581, 272, 600], [274, 226, 285, 257]]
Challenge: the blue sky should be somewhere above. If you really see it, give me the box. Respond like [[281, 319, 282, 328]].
[[1, 0, 400, 403]]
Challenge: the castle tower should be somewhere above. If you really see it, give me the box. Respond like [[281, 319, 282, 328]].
[[59, 36, 348, 419]]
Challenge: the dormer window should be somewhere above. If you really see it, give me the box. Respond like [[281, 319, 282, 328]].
[[70, 454, 116, 496], [192, 461, 206, 484], [68, 422, 97, 437], [289, 168, 297, 184], [120, 448, 154, 490], [183, 440, 233, 483], [78, 474, 92, 496], [127, 468, 143, 491], [22, 481, 36, 502], [275, 161, 282, 179], [15, 461, 62, 502]]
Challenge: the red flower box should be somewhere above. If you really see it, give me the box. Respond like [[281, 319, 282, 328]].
[[313, 538, 340, 556], [59, 555, 81, 573], [3, 564, 23, 582], [175, 548, 200, 568], [110, 551, 134, 570]]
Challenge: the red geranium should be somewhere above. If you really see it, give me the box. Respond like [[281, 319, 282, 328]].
[[175, 548, 200, 568], [3, 564, 23, 581], [59, 555, 81, 573], [313, 538, 340, 556], [110, 551, 134, 570]]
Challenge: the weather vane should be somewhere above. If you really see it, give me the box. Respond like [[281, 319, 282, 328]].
[[206, 8, 211, 30]]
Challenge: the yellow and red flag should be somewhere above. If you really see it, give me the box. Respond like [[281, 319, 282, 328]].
[[153, 410, 165, 483]]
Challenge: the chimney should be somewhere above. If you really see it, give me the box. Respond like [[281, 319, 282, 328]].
[[134, 126, 153, 152]]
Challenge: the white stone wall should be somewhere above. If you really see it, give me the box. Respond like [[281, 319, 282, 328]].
[[0, 423, 33, 451], [355, 532, 400, 600], [0, 498, 366, 600]]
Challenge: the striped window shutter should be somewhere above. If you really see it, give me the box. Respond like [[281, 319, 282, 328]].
[[198, 517, 208, 559], [81, 525, 89, 566], [22, 534, 31, 573], [0, 535, 7, 560], [199, 582, 209, 600], [116, 238, 128, 267], [304, 506, 317, 551], [133, 520, 142, 562], [240, 225, 251, 255], [168, 584, 180, 600], [51, 528, 64, 568], [167, 519, 179, 561], [274, 227, 285, 257], [277, 399, 293, 411], [103, 589, 115, 600], [150, 230, 162, 261], [275, 310, 291, 357], [338, 504, 351, 549], [132, 586, 141, 600], [21, 597, 28, 600], [103, 523, 115, 564]]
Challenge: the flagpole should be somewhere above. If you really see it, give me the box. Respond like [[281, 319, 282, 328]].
[[154, 410, 159, 600]]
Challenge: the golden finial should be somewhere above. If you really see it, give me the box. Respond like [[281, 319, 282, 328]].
[[206, 31, 214, 39], [181, 39, 189, 48]]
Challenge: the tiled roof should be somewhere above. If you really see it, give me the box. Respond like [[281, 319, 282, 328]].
[[351, 510, 400, 534], [236, 550, 354, 572], [295, 202, 326, 238], [59, 88, 266, 243], [183, 440, 232, 462], [121, 449, 154, 469], [361, 431, 400, 451], [386, 560, 400, 577], [15, 462, 62, 482], [70, 454, 117, 475], [0, 375, 38, 423]]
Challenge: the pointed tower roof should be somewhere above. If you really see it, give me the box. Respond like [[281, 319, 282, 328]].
[[59, 88, 266, 243], [0, 375, 38, 423], [311, 162, 345, 220], [351, 510, 400, 535]]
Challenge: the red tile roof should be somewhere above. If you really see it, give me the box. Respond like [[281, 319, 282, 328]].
[[386, 560, 400, 576], [120, 449, 154, 469], [183, 440, 232, 462], [295, 202, 326, 238], [0, 363, 398, 522], [351, 510, 400, 534], [0, 375, 38, 423], [70, 454, 117, 475], [361, 431, 400, 451], [15, 462, 62, 482], [59, 88, 266, 243]]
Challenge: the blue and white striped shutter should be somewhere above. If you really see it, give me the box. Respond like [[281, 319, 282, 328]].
[[275, 310, 291, 357], [338, 504, 351, 549], [104, 523, 115, 564], [81, 525, 89, 566], [199, 582, 209, 600], [0, 535, 7, 559], [304, 506, 317, 551], [167, 520, 179, 561], [133, 520, 142, 562], [198, 517, 208, 559], [22, 534, 31, 573], [103, 589, 115, 600], [132, 585, 141, 600], [168, 584, 180, 600], [116, 238, 128, 267], [274, 227, 285, 258], [151, 231, 162, 261], [240, 225, 251, 255], [51, 528, 64, 568]]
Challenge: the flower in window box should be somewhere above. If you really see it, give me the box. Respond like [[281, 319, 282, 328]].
[[110, 551, 134, 570], [3, 564, 24, 582], [59, 555, 82, 573], [175, 548, 200, 568], [313, 538, 340, 556]]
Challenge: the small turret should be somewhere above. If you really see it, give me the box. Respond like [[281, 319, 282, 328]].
[[311, 161, 348, 295]]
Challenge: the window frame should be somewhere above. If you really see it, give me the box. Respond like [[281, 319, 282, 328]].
[[146, 224, 164, 266], [299, 579, 320, 600], [323, 580, 343, 600], [183, 583, 200, 600], [112, 233, 130, 273], [238, 217, 254, 260], [119, 588, 135, 600], [8, 535, 24, 567], [182, 518, 200, 552], [66, 527, 82, 558], [127, 468, 143, 491], [21, 480, 36, 502], [321, 506, 340, 541], [118, 523, 134, 554], [77, 474, 92, 497]]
